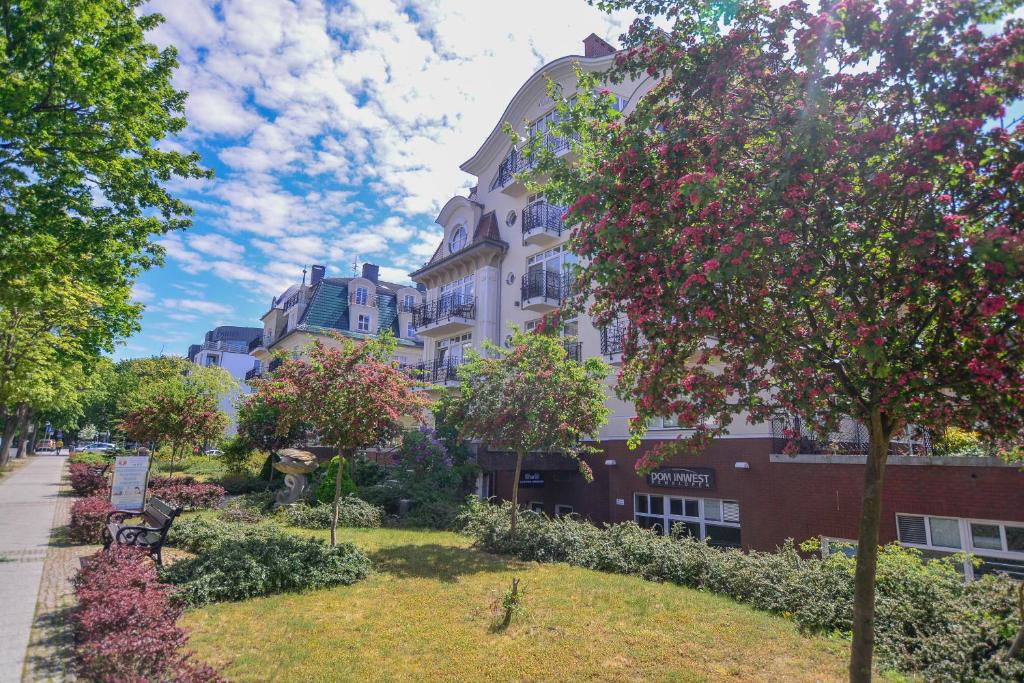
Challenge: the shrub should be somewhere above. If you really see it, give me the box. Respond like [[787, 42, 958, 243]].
[[217, 492, 274, 525], [150, 480, 226, 510], [69, 451, 110, 467], [166, 516, 249, 554], [356, 484, 404, 513], [219, 435, 253, 474], [352, 456, 389, 487], [400, 499, 461, 531], [69, 463, 108, 496], [159, 521, 371, 605], [215, 472, 268, 495], [459, 499, 1024, 682], [933, 427, 987, 457], [316, 456, 357, 504], [73, 546, 222, 682], [283, 497, 383, 529], [69, 496, 115, 544]]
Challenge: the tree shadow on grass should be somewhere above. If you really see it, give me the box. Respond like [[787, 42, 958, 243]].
[[367, 543, 519, 582]]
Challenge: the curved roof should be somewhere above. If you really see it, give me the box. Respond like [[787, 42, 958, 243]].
[[435, 195, 482, 227], [459, 52, 618, 177]]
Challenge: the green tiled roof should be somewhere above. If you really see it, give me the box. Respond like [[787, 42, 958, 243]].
[[300, 281, 349, 330], [377, 292, 397, 335]]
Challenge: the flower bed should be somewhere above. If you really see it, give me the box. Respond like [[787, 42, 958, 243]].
[[459, 499, 1024, 682], [72, 546, 222, 682], [149, 480, 225, 510], [69, 496, 115, 544], [68, 463, 109, 496]]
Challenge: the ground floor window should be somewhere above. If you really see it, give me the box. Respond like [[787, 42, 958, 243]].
[[633, 493, 741, 548], [529, 501, 545, 513], [896, 513, 1024, 580], [477, 472, 494, 500], [555, 504, 573, 518]]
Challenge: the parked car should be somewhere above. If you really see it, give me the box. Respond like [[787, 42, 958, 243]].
[[79, 442, 116, 453], [36, 439, 57, 451], [204, 448, 224, 456]]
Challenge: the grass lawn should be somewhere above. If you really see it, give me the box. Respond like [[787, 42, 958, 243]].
[[182, 526, 864, 682]]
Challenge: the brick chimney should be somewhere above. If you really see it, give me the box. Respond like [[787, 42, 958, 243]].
[[361, 263, 379, 284], [583, 33, 615, 58], [310, 264, 326, 286]]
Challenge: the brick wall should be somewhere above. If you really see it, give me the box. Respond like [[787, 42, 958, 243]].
[[489, 439, 1024, 552]]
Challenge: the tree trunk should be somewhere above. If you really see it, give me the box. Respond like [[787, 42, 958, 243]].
[[0, 411, 15, 467], [15, 407, 31, 459], [331, 451, 351, 546], [849, 408, 891, 683], [28, 419, 40, 455], [510, 450, 525, 533]]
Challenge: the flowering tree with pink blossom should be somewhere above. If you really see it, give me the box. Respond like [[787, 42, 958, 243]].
[[253, 334, 428, 545], [531, 0, 1024, 679], [440, 329, 609, 531]]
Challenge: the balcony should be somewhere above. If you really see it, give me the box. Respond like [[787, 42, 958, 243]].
[[521, 270, 568, 311], [522, 200, 565, 246], [770, 416, 932, 456], [244, 366, 262, 381], [563, 340, 581, 363], [410, 295, 476, 336], [489, 133, 581, 196], [599, 320, 626, 362], [403, 357, 464, 386]]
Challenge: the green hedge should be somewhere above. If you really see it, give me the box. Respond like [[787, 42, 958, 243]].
[[459, 499, 1023, 682], [282, 497, 383, 529], [162, 518, 370, 606]]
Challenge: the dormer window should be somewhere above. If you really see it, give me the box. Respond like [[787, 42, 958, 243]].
[[354, 286, 368, 306], [449, 225, 467, 253]]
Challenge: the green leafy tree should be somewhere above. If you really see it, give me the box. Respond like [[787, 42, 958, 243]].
[[255, 334, 428, 545], [0, 0, 209, 456], [533, 1, 1024, 678], [441, 329, 609, 532]]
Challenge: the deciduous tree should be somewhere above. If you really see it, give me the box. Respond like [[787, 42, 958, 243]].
[[536, 1, 1024, 679], [255, 334, 428, 545], [440, 329, 609, 531]]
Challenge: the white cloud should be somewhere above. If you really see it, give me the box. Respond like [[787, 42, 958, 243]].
[[161, 298, 235, 316], [131, 282, 156, 304]]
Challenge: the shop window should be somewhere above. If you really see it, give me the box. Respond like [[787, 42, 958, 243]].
[[634, 493, 740, 547]]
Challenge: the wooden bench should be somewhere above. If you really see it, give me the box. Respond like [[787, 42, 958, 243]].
[[103, 497, 181, 566]]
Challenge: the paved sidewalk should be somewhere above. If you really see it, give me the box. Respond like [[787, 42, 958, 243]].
[[0, 457, 67, 683]]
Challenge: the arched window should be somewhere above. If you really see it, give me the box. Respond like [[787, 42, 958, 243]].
[[448, 225, 467, 253]]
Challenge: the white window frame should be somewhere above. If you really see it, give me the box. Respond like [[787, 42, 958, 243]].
[[554, 504, 574, 518], [633, 493, 741, 546], [448, 224, 467, 253], [354, 286, 368, 306], [403, 294, 416, 311], [895, 513, 1024, 580], [356, 313, 371, 333]]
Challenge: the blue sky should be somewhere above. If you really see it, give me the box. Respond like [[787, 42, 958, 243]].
[[123, 0, 635, 358]]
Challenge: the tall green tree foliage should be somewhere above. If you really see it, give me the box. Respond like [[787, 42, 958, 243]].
[[0, 0, 209, 453], [533, 1, 1024, 679], [440, 329, 609, 531]]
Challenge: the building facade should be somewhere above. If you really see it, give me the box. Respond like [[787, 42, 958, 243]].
[[250, 263, 425, 372], [408, 34, 1024, 579], [187, 326, 263, 434]]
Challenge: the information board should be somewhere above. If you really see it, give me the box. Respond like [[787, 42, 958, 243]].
[[109, 456, 151, 512]]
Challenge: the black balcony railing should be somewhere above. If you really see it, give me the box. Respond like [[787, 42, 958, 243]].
[[244, 366, 262, 381], [770, 415, 932, 456], [247, 336, 263, 353], [563, 340, 581, 362], [490, 133, 583, 191], [522, 270, 574, 303], [411, 295, 476, 329], [267, 357, 283, 373], [522, 200, 565, 237], [600, 320, 627, 356], [404, 357, 465, 384]]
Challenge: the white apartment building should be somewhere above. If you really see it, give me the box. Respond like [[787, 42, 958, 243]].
[[187, 326, 262, 435], [404, 34, 1024, 573]]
